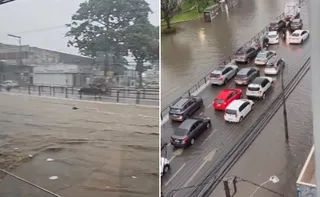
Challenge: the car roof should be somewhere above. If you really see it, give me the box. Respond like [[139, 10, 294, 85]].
[[216, 89, 234, 99], [238, 67, 254, 74], [251, 77, 265, 85], [172, 98, 189, 108], [178, 119, 198, 129], [237, 47, 250, 53], [267, 56, 279, 63], [226, 99, 246, 109], [293, 30, 303, 34], [268, 31, 278, 35]]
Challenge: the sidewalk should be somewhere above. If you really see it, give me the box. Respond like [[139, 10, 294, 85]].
[[210, 72, 313, 197]]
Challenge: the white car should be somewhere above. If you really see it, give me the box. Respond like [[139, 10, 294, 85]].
[[254, 50, 276, 65], [160, 157, 170, 177], [264, 57, 285, 75], [289, 30, 309, 44], [267, 31, 280, 44], [224, 99, 254, 123], [0, 80, 19, 88], [246, 77, 273, 99]]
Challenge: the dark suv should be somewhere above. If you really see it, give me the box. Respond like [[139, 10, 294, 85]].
[[234, 46, 260, 63], [169, 97, 203, 122], [289, 18, 303, 32], [268, 20, 286, 32]]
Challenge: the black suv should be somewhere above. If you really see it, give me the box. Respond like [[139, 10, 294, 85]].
[[268, 20, 286, 32], [170, 117, 211, 148], [289, 18, 303, 32], [234, 46, 260, 63], [169, 97, 203, 122]]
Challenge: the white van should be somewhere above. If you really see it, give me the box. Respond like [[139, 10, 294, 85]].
[[224, 99, 254, 123], [160, 157, 170, 177], [284, 2, 300, 22]]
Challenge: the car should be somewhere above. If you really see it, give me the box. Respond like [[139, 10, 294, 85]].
[[168, 97, 203, 122], [254, 50, 276, 65], [209, 64, 239, 86], [265, 56, 285, 75], [224, 99, 254, 123], [170, 117, 211, 148], [213, 88, 242, 111], [246, 77, 273, 100], [234, 67, 260, 85], [160, 157, 170, 177], [289, 18, 303, 32], [267, 31, 280, 44], [289, 29, 309, 44], [268, 20, 286, 32], [234, 46, 260, 63], [0, 80, 19, 88]]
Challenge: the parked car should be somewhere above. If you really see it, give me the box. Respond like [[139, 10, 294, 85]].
[[224, 99, 254, 123], [170, 117, 211, 148], [168, 97, 203, 122], [213, 88, 242, 111], [161, 157, 170, 177], [209, 64, 239, 86], [254, 50, 277, 65], [234, 46, 260, 63], [246, 77, 273, 100], [0, 80, 19, 88], [264, 56, 285, 75], [267, 31, 280, 44], [289, 29, 310, 44], [268, 20, 286, 32], [234, 67, 260, 85], [289, 18, 303, 32]]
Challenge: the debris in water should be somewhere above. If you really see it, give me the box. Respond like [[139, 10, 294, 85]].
[[49, 176, 58, 180], [46, 158, 54, 162], [132, 176, 137, 179], [28, 155, 33, 158], [72, 107, 78, 110], [14, 148, 19, 150]]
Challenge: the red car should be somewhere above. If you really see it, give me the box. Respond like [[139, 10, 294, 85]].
[[213, 88, 242, 110]]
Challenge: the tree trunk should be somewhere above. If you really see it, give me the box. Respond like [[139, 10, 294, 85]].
[[104, 56, 108, 76], [136, 61, 144, 88], [165, 16, 171, 29]]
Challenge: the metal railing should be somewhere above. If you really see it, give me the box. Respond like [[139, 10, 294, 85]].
[[160, 12, 285, 120], [0, 85, 159, 105]]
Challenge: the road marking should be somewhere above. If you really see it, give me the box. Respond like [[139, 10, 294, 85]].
[[201, 129, 217, 146], [182, 148, 217, 187], [200, 112, 203, 115], [164, 163, 186, 186], [207, 103, 212, 108], [169, 148, 184, 163]]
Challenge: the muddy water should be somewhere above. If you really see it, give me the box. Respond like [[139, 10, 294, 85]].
[[161, 0, 289, 108], [0, 95, 158, 197]]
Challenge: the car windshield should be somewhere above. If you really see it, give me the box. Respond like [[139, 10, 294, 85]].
[[292, 33, 300, 37], [225, 109, 237, 115], [266, 64, 276, 68], [268, 34, 277, 38], [174, 128, 188, 136], [257, 53, 267, 58], [270, 22, 277, 27], [248, 87, 260, 91], [235, 49, 246, 55], [291, 22, 300, 25], [210, 73, 221, 78], [215, 99, 225, 104], [236, 72, 248, 78]]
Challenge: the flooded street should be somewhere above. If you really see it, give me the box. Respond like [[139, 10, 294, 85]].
[[161, 0, 288, 108], [0, 94, 158, 197]]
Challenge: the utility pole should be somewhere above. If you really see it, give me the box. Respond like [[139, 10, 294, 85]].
[[280, 63, 289, 142], [309, 0, 320, 195]]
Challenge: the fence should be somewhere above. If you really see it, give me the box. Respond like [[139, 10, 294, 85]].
[[160, 12, 286, 120], [0, 85, 159, 106]]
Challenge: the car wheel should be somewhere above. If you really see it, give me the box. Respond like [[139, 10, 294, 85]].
[[239, 116, 243, 122], [262, 93, 266, 100], [206, 123, 210, 129], [163, 164, 170, 173], [251, 103, 255, 109], [190, 138, 195, 145]]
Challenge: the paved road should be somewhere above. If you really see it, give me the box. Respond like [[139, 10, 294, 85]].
[[161, 5, 310, 197]]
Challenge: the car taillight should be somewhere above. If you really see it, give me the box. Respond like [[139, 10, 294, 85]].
[[219, 76, 223, 81], [258, 91, 262, 94], [182, 137, 188, 144], [235, 114, 237, 118]]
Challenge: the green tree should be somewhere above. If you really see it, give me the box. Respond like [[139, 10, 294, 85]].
[[125, 17, 158, 87], [66, 0, 151, 75], [161, 0, 178, 29], [186, 0, 214, 13]]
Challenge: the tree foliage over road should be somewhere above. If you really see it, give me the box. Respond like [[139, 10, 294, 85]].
[[66, 0, 158, 87], [161, 0, 179, 29]]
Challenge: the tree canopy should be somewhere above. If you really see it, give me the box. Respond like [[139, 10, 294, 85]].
[[161, 0, 179, 29]]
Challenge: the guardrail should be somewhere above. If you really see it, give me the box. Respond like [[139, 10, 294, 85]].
[[160, 12, 285, 120], [0, 85, 159, 105]]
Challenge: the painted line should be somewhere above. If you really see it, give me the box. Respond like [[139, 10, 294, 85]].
[[201, 129, 217, 146], [169, 148, 184, 163], [200, 112, 203, 115], [207, 103, 212, 108], [164, 163, 186, 186], [182, 162, 207, 188], [0, 92, 158, 108]]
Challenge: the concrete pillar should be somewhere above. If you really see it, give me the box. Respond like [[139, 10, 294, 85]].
[[309, 0, 320, 195]]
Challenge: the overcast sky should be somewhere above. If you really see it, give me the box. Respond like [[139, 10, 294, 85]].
[[0, 0, 159, 55]]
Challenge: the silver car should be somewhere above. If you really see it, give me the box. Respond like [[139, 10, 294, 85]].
[[254, 50, 276, 65], [0, 80, 19, 88], [210, 64, 239, 85]]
